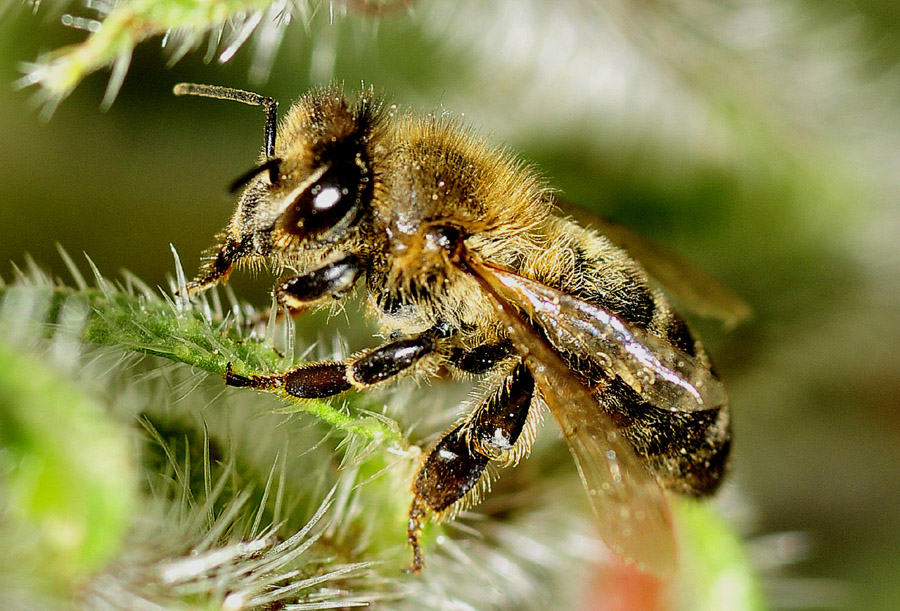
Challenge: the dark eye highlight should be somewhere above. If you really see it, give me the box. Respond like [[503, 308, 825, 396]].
[[280, 162, 365, 243]]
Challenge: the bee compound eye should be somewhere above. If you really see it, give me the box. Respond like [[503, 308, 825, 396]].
[[280, 163, 365, 243]]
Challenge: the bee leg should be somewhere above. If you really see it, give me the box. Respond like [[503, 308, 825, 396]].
[[406, 422, 489, 572], [448, 339, 512, 374], [183, 236, 245, 295], [221, 254, 363, 333], [406, 361, 535, 571], [225, 331, 438, 398], [276, 254, 361, 311], [467, 361, 535, 460]]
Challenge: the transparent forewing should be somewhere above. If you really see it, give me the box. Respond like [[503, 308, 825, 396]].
[[554, 199, 751, 328], [466, 258, 676, 574], [484, 264, 727, 414]]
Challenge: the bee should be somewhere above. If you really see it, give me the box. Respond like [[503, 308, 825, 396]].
[[174, 82, 746, 574]]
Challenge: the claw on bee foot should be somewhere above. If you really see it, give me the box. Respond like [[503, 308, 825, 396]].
[[224, 362, 283, 390]]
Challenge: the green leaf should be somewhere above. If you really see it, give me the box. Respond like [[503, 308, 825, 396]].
[[673, 498, 765, 611], [0, 342, 136, 580]]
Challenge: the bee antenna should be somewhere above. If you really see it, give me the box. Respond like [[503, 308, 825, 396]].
[[173, 83, 279, 159], [229, 157, 283, 193]]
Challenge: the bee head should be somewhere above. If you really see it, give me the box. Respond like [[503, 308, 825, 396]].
[[230, 88, 382, 256], [176, 84, 384, 294]]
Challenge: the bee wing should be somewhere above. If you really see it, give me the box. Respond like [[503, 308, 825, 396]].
[[481, 262, 726, 413], [464, 257, 677, 575], [554, 199, 751, 328]]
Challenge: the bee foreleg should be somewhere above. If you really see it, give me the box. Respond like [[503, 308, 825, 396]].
[[183, 236, 246, 295], [276, 254, 361, 311], [224, 332, 438, 398]]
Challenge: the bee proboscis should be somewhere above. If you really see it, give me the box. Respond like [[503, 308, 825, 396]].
[[174, 82, 743, 574]]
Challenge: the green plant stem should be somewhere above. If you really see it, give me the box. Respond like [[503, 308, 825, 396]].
[[23, 0, 278, 108], [0, 282, 404, 447]]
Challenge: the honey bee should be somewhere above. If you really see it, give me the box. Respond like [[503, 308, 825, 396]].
[[174, 82, 745, 574]]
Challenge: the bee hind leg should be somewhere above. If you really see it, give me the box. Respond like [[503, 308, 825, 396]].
[[406, 422, 489, 572], [407, 361, 535, 571], [467, 361, 535, 461]]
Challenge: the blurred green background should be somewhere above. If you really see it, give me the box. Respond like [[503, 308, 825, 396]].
[[1, 1, 899, 608]]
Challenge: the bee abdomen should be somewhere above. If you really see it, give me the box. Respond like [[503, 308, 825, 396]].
[[601, 379, 731, 496]]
